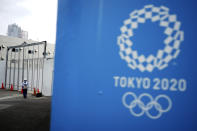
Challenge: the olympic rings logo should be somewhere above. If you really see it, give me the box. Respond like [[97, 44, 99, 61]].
[[117, 5, 184, 72], [122, 92, 172, 119]]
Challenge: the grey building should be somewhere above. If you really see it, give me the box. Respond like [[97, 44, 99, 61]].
[[7, 23, 28, 39]]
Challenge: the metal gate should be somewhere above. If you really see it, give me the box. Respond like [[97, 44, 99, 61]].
[[4, 41, 47, 93]]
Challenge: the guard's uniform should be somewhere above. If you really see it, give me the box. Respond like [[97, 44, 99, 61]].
[[22, 80, 28, 98]]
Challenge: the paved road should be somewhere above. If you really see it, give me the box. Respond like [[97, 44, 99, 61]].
[[0, 89, 51, 131]]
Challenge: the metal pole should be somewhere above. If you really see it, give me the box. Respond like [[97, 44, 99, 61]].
[[40, 41, 47, 93], [17, 49, 21, 91], [13, 49, 16, 89], [41, 57, 44, 93], [22, 47, 25, 83], [37, 45, 39, 91], [39, 48, 42, 92], [4, 48, 9, 89], [38, 58, 41, 92], [34, 50, 37, 91], [21, 42, 27, 83], [41, 45, 45, 93], [31, 46, 34, 91], [9, 51, 12, 88], [27, 47, 29, 86], [8, 41, 46, 49]]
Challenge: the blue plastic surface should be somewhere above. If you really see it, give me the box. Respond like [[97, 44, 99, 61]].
[[51, 0, 197, 130]]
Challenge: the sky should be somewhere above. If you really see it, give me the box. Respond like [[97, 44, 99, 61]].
[[0, 0, 57, 44]]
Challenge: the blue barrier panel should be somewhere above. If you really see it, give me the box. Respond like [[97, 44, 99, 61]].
[[51, 0, 197, 130]]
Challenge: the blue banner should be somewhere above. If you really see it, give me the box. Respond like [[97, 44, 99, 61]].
[[51, 0, 197, 130]]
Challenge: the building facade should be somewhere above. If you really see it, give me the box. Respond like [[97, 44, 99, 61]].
[[7, 23, 28, 39]]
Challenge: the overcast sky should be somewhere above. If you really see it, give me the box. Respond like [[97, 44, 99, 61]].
[[0, 0, 57, 44]]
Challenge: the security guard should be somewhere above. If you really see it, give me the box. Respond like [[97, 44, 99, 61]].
[[22, 79, 28, 98]]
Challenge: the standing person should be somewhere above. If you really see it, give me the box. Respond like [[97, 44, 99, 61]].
[[22, 79, 28, 98]]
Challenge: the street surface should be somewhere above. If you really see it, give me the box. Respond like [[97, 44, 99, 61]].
[[0, 89, 51, 131]]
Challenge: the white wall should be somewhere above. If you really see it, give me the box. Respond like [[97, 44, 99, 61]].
[[0, 59, 54, 96], [42, 59, 54, 96], [0, 61, 5, 86]]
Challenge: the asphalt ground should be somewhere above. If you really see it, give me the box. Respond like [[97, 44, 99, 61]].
[[0, 89, 51, 131]]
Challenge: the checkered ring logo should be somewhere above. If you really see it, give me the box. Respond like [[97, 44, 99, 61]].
[[117, 5, 184, 72]]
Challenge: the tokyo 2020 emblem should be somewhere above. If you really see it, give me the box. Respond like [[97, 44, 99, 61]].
[[117, 5, 184, 72], [116, 5, 185, 119]]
